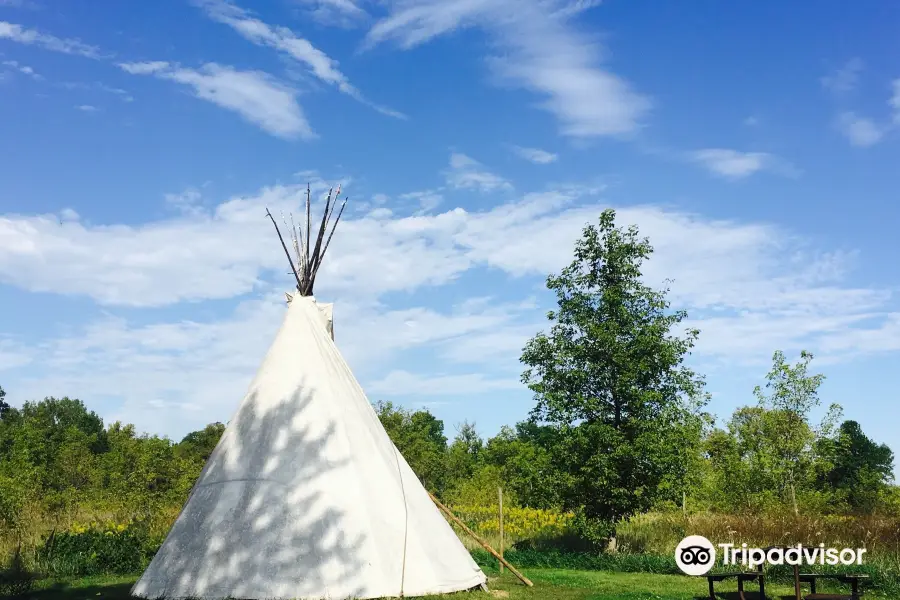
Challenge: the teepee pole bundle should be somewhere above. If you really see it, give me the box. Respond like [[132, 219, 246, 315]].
[[265, 184, 347, 297]]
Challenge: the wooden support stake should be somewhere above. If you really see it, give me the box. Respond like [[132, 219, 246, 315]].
[[498, 487, 504, 573], [428, 491, 533, 587]]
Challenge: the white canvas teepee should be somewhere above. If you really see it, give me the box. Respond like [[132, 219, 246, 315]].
[[132, 189, 487, 600]]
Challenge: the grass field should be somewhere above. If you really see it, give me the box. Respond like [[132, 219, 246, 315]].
[[6, 567, 889, 600]]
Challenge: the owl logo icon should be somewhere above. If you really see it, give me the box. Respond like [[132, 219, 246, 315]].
[[675, 535, 716, 576]]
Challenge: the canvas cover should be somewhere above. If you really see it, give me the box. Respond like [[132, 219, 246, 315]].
[[132, 295, 486, 600]]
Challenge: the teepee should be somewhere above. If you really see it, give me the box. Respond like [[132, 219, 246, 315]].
[[132, 187, 487, 599]]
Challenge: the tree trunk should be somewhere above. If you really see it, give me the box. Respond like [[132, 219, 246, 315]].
[[790, 482, 798, 516]]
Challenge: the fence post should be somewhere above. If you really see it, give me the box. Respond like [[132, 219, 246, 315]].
[[498, 487, 504, 573]]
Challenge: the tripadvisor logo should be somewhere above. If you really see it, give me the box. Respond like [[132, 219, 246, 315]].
[[675, 535, 716, 576], [675, 536, 868, 575]]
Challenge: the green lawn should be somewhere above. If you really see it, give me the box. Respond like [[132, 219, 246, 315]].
[[5, 569, 886, 599]]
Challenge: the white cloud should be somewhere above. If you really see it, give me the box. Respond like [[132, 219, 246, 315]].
[[1, 59, 41, 80], [75, 104, 98, 112], [3, 176, 900, 436], [445, 153, 512, 192], [511, 145, 557, 164], [367, 370, 520, 396], [835, 112, 886, 147], [164, 187, 205, 216], [689, 149, 794, 180], [0, 21, 101, 59], [364, 0, 649, 137], [400, 190, 444, 212], [118, 61, 313, 139], [293, 0, 368, 27], [195, 0, 404, 119], [821, 58, 863, 94]]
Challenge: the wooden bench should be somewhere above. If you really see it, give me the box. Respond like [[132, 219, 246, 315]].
[[798, 573, 869, 600], [706, 571, 765, 599]]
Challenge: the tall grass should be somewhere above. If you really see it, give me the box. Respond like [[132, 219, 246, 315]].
[[616, 511, 900, 556]]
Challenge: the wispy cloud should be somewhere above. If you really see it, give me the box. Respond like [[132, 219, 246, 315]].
[[59, 81, 134, 102], [363, 0, 649, 137], [292, 0, 368, 27], [0, 0, 41, 8], [118, 61, 314, 139], [689, 149, 797, 180], [821, 58, 863, 95], [75, 104, 98, 112], [0, 21, 101, 58], [821, 61, 897, 148], [400, 189, 444, 212], [195, 0, 405, 119], [891, 80, 900, 124], [445, 152, 512, 192], [510, 145, 557, 164], [367, 370, 520, 396], [835, 112, 886, 148], [1, 58, 40, 79]]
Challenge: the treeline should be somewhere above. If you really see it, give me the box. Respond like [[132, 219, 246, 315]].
[[0, 380, 895, 548], [0, 208, 896, 554]]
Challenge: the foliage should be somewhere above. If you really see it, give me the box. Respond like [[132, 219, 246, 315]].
[[751, 350, 836, 514], [0, 544, 35, 596], [375, 401, 448, 493], [175, 422, 225, 464], [520, 209, 710, 538], [35, 521, 156, 578], [817, 420, 896, 512], [452, 504, 574, 541], [0, 385, 9, 421]]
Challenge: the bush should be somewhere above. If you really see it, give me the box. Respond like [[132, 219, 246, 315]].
[[34, 521, 157, 577], [0, 545, 35, 597], [451, 504, 574, 542]]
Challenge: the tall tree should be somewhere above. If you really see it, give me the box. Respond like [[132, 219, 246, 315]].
[[753, 350, 838, 514], [818, 420, 894, 512], [0, 385, 10, 420], [521, 209, 708, 544], [445, 421, 483, 491]]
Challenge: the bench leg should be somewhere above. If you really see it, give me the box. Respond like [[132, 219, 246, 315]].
[[738, 577, 746, 600], [759, 576, 765, 599], [708, 578, 716, 600]]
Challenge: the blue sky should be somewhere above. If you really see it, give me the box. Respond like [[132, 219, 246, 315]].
[[2, 0, 899, 466]]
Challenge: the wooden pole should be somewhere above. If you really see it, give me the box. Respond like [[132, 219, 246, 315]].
[[498, 487, 504, 574], [428, 491, 533, 587]]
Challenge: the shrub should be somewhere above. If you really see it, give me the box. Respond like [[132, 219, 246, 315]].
[[34, 520, 157, 577], [0, 545, 35, 597], [450, 505, 574, 542]]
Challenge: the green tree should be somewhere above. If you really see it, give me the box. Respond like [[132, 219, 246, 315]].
[[818, 420, 894, 512], [481, 423, 565, 509], [520, 210, 708, 543], [445, 421, 483, 493], [177, 422, 226, 464], [753, 350, 838, 514], [0, 385, 10, 420], [374, 401, 448, 493]]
